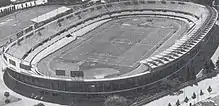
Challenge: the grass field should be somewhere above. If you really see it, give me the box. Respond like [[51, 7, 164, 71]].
[[61, 17, 177, 67], [38, 16, 189, 79]]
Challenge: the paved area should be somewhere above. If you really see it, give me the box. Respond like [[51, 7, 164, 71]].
[[143, 45, 219, 106]]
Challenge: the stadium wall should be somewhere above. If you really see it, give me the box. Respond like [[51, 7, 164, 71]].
[[3, 24, 219, 105], [2, 1, 219, 105], [2, 1, 202, 78]]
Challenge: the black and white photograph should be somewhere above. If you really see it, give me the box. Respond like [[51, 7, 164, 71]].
[[0, 0, 219, 106]]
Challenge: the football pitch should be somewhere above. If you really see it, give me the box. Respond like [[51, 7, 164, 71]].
[[60, 16, 184, 67], [38, 16, 189, 78]]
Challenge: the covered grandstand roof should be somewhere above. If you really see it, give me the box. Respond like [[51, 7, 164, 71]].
[[31, 6, 71, 23]]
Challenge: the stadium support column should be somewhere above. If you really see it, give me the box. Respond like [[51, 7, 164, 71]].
[[203, 59, 215, 74], [103, 83, 105, 92]]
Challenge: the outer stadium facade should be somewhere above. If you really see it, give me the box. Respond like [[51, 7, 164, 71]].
[[1, 0, 219, 105]]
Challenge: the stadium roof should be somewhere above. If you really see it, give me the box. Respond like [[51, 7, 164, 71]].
[[31, 6, 71, 23]]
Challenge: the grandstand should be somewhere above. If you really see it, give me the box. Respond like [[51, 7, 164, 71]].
[[0, 0, 55, 47], [1, 0, 219, 105]]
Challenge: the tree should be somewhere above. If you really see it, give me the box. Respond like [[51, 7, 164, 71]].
[[168, 103, 172, 106], [189, 103, 192, 106], [4, 92, 10, 98], [5, 99, 10, 104], [192, 92, 196, 99], [13, 5, 15, 10], [34, 103, 45, 106], [58, 22, 62, 27], [207, 86, 212, 93], [4, 92, 10, 104], [176, 99, 180, 106], [38, 31, 42, 36], [104, 95, 128, 106], [184, 96, 189, 103], [200, 89, 204, 96], [34, 1, 37, 6]]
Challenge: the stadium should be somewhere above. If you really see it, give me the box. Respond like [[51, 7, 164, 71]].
[[1, 0, 219, 105]]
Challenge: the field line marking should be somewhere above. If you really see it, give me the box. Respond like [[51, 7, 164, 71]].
[[133, 21, 182, 66], [60, 21, 117, 59]]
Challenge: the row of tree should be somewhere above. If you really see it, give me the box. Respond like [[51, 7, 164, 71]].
[[101, 85, 211, 106], [168, 86, 212, 106], [3, 91, 46, 106]]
